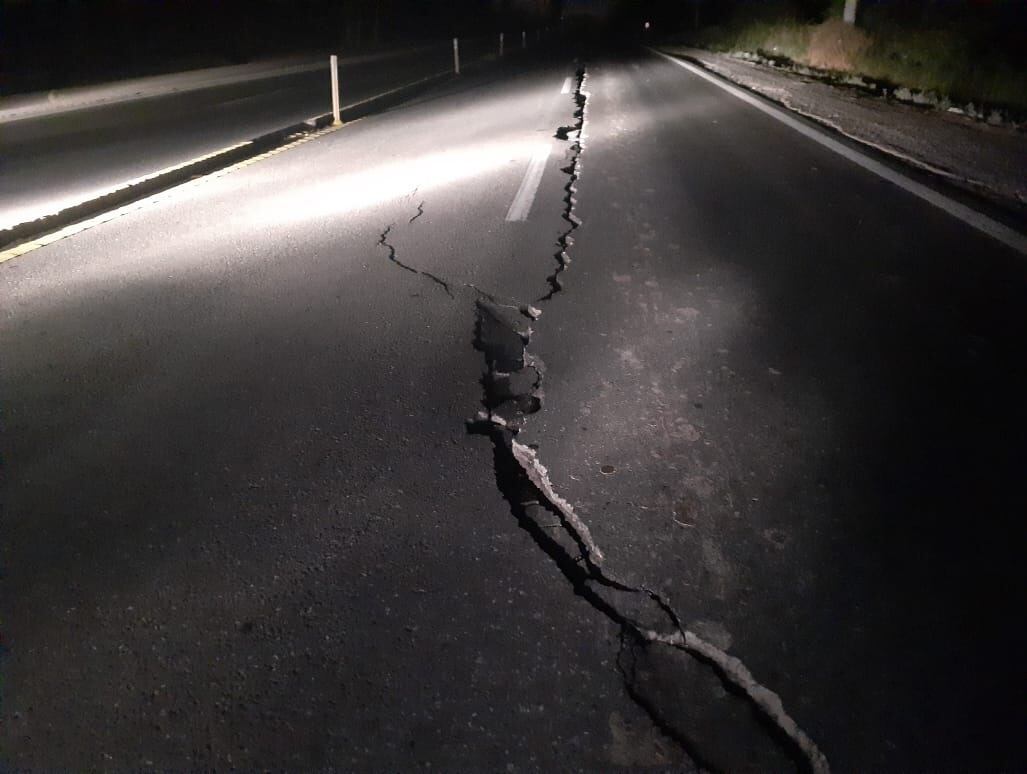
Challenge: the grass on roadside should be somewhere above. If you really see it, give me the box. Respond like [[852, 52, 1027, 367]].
[[680, 14, 1027, 114]]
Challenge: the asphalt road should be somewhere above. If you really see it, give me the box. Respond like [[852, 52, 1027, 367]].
[[0, 37, 499, 231], [2, 43, 1025, 770]]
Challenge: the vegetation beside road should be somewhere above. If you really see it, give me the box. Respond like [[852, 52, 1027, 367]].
[[668, 0, 1026, 113]]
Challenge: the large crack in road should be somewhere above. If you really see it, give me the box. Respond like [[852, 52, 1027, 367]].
[[379, 66, 830, 773], [539, 69, 588, 302]]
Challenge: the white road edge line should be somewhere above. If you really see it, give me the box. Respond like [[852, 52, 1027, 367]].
[[561, 77, 572, 94], [506, 143, 552, 222], [648, 48, 1027, 257]]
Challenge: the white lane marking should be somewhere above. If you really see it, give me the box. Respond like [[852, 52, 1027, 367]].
[[506, 143, 552, 222], [561, 77, 572, 94], [649, 48, 1027, 256]]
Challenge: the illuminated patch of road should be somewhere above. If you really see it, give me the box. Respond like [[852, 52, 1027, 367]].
[[0, 125, 342, 265], [505, 143, 553, 222]]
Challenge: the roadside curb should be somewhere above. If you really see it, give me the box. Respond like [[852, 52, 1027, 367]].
[[0, 69, 454, 255]]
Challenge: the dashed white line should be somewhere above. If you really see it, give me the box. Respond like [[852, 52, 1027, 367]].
[[561, 77, 572, 94], [506, 143, 552, 222], [649, 48, 1027, 256]]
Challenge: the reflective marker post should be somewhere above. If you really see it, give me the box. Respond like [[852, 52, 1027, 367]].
[[499, 31, 504, 57], [330, 54, 341, 125], [453, 37, 460, 75], [522, 30, 527, 48]]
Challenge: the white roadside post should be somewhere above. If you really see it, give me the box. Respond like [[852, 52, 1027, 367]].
[[453, 37, 460, 74], [499, 31, 504, 57], [522, 29, 526, 48], [330, 54, 341, 126], [843, 0, 859, 24]]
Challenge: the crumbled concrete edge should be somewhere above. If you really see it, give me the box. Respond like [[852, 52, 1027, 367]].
[[511, 440, 604, 565]]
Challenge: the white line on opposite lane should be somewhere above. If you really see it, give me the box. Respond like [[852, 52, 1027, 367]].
[[649, 48, 1027, 256], [561, 77, 572, 94], [506, 143, 552, 222]]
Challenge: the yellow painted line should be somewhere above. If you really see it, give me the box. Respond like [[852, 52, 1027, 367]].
[[0, 124, 342, 265]]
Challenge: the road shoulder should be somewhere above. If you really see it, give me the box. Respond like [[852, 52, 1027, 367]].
[[657, 45, 1027, 213]]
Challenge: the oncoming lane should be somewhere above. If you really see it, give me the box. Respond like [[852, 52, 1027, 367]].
[[0, 54, 675, 770]]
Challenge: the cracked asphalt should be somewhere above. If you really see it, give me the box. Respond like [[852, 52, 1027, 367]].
[[3, 42, 1026, 771]]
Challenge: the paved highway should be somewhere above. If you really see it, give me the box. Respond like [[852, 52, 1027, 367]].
[[0, 38, 498, 231], [2, 43, 1024, 770]]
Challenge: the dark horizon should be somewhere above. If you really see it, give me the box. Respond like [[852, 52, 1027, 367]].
[[4, 0, 1025, 93], [1, 0, 563, 92]]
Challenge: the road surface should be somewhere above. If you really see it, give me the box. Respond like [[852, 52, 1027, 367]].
[[2, 43, 1025, 770]]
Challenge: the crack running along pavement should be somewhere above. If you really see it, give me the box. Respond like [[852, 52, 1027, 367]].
[[378, 223, 454, 298], [377, 212, 541, 318], [379, 66, 830, 773], [539, 68, 588, 302]]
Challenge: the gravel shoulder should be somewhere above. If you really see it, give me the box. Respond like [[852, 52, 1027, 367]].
[[659, 46, 1027, 213]]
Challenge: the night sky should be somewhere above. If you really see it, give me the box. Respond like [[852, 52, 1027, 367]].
[[3, 1, 1024, 97], [1, 0, 565, 91]]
